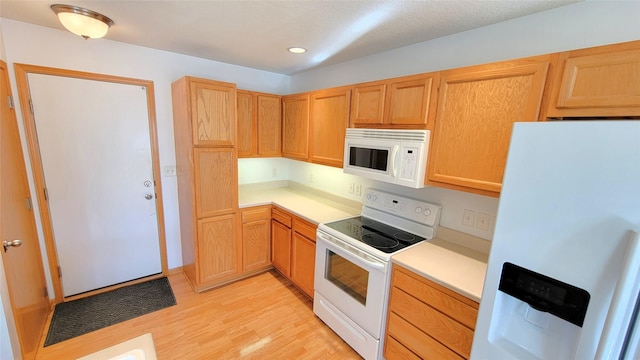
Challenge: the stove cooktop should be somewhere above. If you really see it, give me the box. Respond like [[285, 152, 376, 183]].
[[323, 216, 426, 254]]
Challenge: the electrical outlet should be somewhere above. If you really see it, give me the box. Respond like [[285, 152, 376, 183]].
[[463, 209, 476, 227], [348, 183, 354, 194], [163, 165, 177, 177], [354, 183, 362, 196], [309, 173, 314, 183], [272, 167, 278, 177], [477, 212, 491, 231]]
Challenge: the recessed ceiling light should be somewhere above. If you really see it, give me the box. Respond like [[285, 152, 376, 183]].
[[288, 47, 307, 54]]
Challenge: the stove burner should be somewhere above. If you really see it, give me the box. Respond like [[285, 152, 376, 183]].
[[394, 232, 416, 242], [361, 218, 374, 226], [362, 233, 399, 249], [323, 216, 427, 254]]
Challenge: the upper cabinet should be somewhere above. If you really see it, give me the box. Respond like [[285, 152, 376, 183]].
[[282, 94, 310, 161], [173, 77, 236, 146], [236, 90, 254, 156], [310, 86, 351, 167], [546, 40, 640, 118], [350, 73, 439, 129], [427, 56, 551, 197], [237, 90, 282, 158]]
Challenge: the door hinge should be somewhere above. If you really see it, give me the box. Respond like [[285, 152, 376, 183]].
[[26, 197, 32, 210], [7, 95, 14, 109], [29, 98, 34, 114], [57, 266, 62, 278], [44, 287, 49, 298], [44, 188, 49, 200]]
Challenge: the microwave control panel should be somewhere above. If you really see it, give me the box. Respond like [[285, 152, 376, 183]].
[[364, 189, 441, 227], [399, 146, 419, 181]]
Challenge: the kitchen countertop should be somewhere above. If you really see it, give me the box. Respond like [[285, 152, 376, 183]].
[[392, 226, 489, 302], [239, 181, 488, 302], [238, 181, 361, 225]]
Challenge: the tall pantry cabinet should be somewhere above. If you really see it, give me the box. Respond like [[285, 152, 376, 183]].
[[171, 76, 240, 292]]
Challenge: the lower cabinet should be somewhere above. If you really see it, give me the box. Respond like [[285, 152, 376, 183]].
[[271, 207, 292, 277], [241, 206, 272, 273], [384, 264, 479, 360], [290, 217, 317, 298], [271, 206, 317, 298], [197, 214, 240, 285]]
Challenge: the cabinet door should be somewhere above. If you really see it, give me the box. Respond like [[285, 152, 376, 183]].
[[350, 82, 386, 126], [257, 94, 282, 156], [310, 87, 351, 167], [197, 214, 239, 285], [428, 60, 549, 196], [237, 90, 255, 157], [282, 94, 310, 161], [548, 41, 640, 117], [241, 206, 271, 272], [194, 148, 238, 218], [291, 232, 316, 298], [190, 80, 236, 146], [386, 74, 438, 126], [271, 219, 291, 277]]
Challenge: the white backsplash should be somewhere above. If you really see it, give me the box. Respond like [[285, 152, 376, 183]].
[[239, 158, 499, 241]]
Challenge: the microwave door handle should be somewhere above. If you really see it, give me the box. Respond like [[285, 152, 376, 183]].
[[390, 145, 400, 177]]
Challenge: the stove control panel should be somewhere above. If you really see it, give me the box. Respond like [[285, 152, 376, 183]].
[[363, 189, 441, 226]]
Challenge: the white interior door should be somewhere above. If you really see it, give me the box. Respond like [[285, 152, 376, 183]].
[[27, 73, 162, 297]]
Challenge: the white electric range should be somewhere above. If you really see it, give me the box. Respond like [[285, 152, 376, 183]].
[[313, 188, 441, 360]]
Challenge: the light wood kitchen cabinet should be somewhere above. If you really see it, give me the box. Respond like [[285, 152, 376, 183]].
[[197, 214, 240, 284], [350, 73, 439, 129], [270, 206, 317, 298], [194, 148, 237, 218], [172, 76, 236, 147], [290, 217, 317, 298], [545, 40, 640, 118], [271, 207, 292, 277], [172, 75, 239, 292], [310, 86, 351, 168], [426, 56, 550, 196], [282, 94, 310, 161], [241, 206, 272, 273], [237, 90, 282, 157], [236, 91, 254, 156], [384, 265, 479, 360]]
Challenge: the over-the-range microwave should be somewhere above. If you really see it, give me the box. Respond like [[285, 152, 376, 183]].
[[343, 128, 430, 189]]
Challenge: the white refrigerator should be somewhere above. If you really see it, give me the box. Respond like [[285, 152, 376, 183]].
[[472, 121, 640, 359]]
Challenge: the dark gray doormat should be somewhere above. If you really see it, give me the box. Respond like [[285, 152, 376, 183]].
[[44, 277, 176, 347]]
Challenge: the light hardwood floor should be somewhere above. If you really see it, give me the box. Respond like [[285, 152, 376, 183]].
[[35, 270, 361, 359]]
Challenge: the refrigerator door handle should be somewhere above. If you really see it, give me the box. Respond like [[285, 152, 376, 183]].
[[595, 230, 640, 360]]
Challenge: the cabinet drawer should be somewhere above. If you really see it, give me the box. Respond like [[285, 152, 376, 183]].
[[387, 312, 464, 360], [271, 207, 292, 227], [384, 335, 421, 360], [242, 206, 270, 223], [393, 266, 478, 329], [293, 217, 316, 241], [390, 287, 474, 358]]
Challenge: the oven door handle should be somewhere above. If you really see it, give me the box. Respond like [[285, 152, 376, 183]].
[[318, 232, 386, 271]]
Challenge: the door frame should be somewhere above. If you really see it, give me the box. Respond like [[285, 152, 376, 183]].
[[14, 64, 168, 303]]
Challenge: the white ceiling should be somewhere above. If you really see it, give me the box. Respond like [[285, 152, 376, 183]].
[[1, 0, 581, 75]]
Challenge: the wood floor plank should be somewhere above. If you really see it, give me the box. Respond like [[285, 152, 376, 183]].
[[35, 270, 361, 359]]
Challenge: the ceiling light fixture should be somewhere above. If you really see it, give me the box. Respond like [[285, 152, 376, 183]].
[[51, 4, 114, 40], [288, 47, 307, 54]]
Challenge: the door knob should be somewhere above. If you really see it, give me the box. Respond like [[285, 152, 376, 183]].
[[145, 194, 153, 200], [3, 239, 22, 252]]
